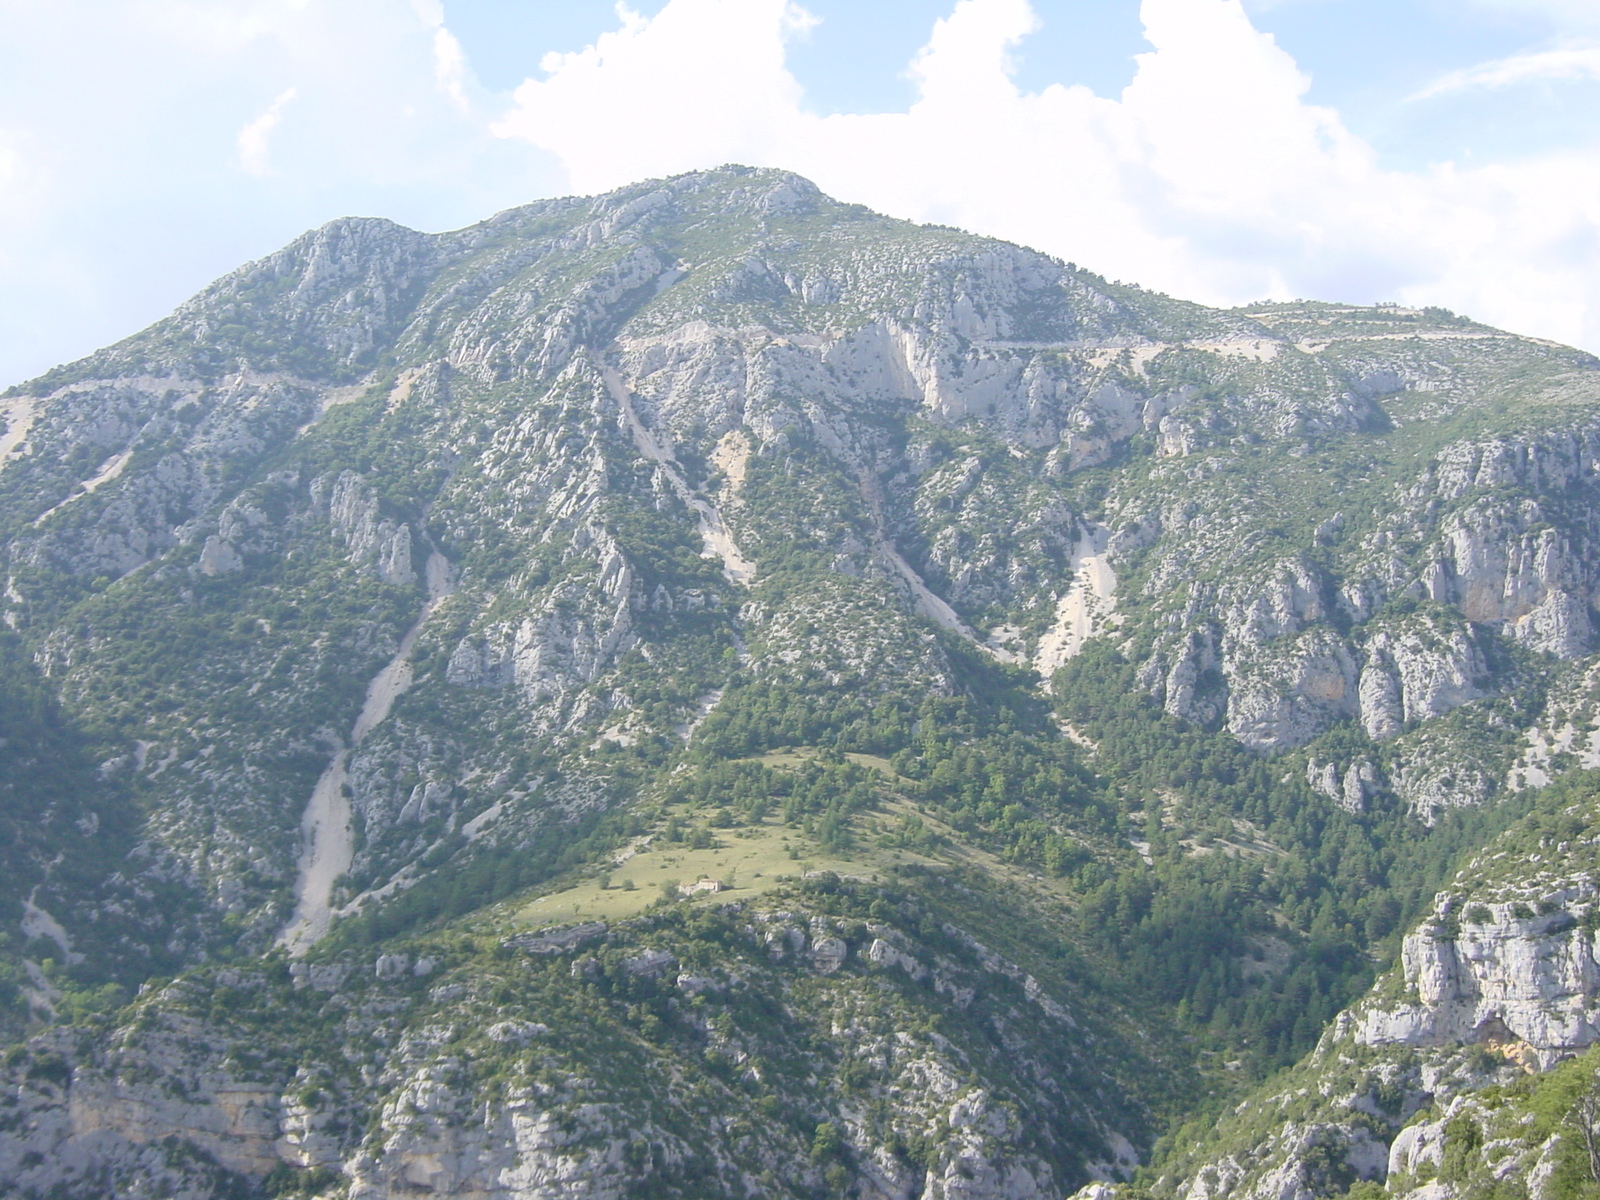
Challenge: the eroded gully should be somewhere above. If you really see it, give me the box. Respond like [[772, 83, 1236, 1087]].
[[279, 549, 454, 955]]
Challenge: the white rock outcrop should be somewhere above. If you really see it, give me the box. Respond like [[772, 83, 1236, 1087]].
[[1351, 889, 1600, 1068], [322, 470, 416, 585]]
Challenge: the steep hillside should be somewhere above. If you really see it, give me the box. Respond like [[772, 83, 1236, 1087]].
[[1147, 771, 1600, 1200], [0, 869, 1168, 1200], [4, 166, 1600, 1197]]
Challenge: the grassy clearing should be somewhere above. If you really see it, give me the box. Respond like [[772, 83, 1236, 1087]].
[[750, 748, 903, 779], [516, 815, 908, 928], [516, 807, 1075, 930], [513, 745, 1082, 930]]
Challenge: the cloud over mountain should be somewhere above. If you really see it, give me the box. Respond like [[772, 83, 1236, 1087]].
[[496, 0, 1600, 353]]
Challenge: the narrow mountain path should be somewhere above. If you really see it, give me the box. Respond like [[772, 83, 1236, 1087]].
[[31, 448, 134, 526], [601, 365, 757, 586], [279, 548, 454, 956], [875, 536, 982, 642]]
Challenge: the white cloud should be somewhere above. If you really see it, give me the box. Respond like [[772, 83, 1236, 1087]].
[[432, 28, 473, 114], [497, 0, 816, 189], [237, 87, 297, 177], [409, 0, 445, 25], [408, 0, 474, 115], [1411, 44, 1600, 98], [494, 0, 1600, 353]]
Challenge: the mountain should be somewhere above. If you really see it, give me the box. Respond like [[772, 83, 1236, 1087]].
[[3, 165, 1600, 1199]]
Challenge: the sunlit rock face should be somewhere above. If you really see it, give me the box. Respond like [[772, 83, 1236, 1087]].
[[1353, 893, 1600, 1070]]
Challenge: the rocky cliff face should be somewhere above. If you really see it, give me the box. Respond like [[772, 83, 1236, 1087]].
[[1352, 897, 1600, 1070]]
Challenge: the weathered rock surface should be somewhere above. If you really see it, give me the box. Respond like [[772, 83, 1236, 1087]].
[[1351, 895, 1600, 1067], [7, 168, 1600, 948]]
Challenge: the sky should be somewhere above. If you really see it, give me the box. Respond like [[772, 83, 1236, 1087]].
[[1, 0, 1598, 389]]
